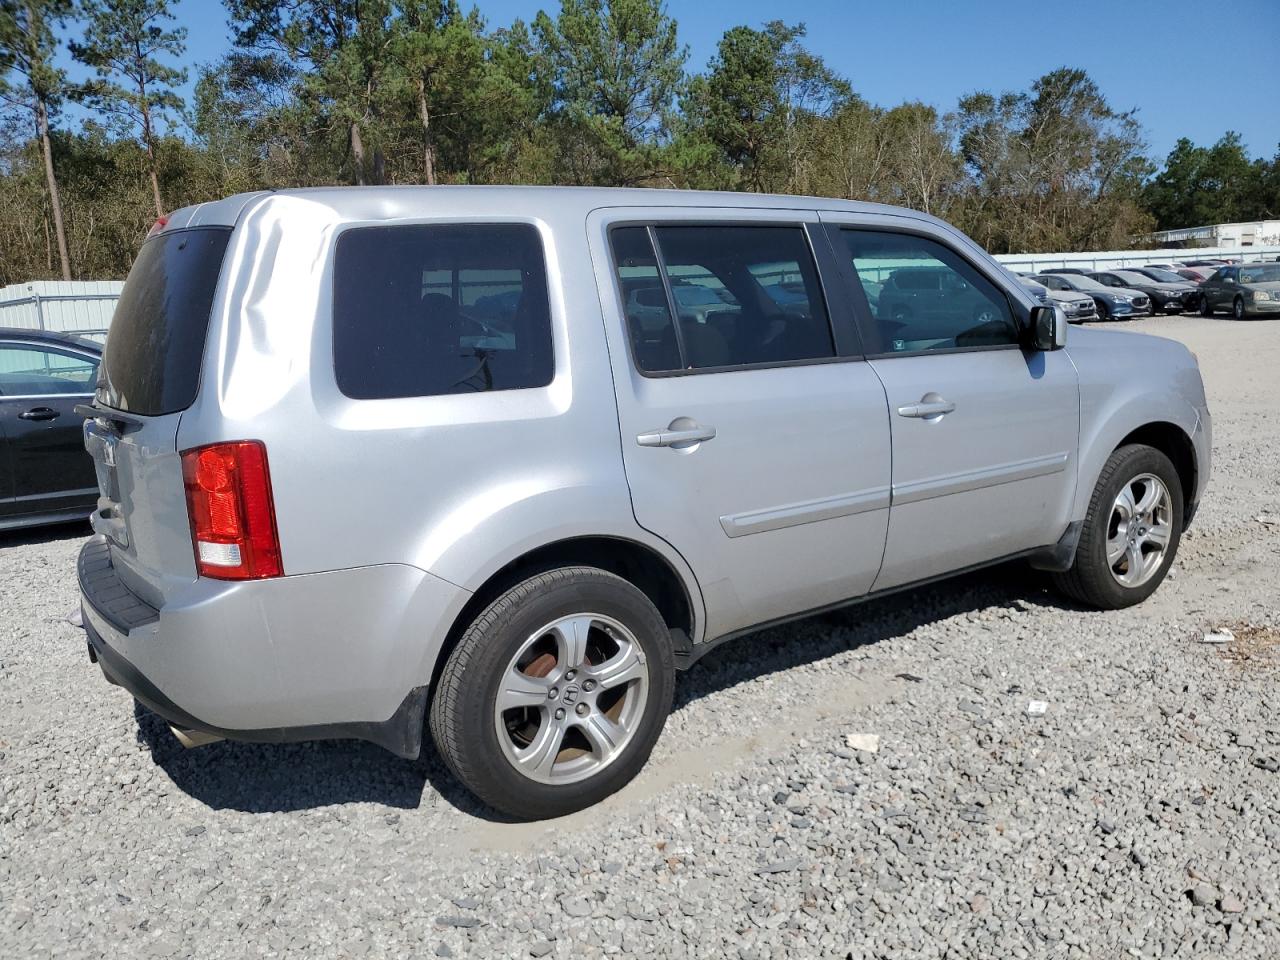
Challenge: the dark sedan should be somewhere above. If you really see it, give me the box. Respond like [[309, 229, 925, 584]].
[[1088, 269, 1199, 314], [0, 327, 102, 531]]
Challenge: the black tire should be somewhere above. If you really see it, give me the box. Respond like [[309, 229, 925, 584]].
[[1200, 295, 1214, 317], [1233, 296, 1246, 320], [1096, 301, 1110, 322], [1052, 444, 1184, 610], [429, 566, 675, 820]]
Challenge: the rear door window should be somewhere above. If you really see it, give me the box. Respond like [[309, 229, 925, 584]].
[[609, 224, 835, 373], [0, 343, 98, 396], [100, 228, 231, 415], [333, 223, 554, 399]]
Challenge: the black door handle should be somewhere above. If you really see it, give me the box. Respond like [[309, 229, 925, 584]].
[[19, 407, 60, 421]]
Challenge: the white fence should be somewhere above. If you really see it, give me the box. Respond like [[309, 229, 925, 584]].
[[993, 245, 1280, 274], [0, 281, 123, 343]]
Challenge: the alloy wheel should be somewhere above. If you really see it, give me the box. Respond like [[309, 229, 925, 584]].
[[494, 613, 650, 785], [1105, 473, 1173, 588]]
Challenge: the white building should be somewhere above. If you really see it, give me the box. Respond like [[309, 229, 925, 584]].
[[1151, 220, 1280, 249]]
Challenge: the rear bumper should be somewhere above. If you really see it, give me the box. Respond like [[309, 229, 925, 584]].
[[78, 536, 468, 756]]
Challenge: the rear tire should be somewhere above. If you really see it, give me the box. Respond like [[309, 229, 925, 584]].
[[1052, 444, 1183, 610], [430, 566, 675, 820]]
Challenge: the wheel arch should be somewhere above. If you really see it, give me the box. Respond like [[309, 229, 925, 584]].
[[1117, 421, 1198, 516], [429, 535, 702, 692]]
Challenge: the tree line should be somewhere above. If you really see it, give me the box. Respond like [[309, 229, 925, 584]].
[[3, 0, 1278, 285]]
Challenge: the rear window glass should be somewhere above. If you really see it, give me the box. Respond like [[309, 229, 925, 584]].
[[100, 228, 230, 415], [333, 223, 554, 399]]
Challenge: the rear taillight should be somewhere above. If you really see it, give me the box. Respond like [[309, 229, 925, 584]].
[[181, 441, 282, 580], [147, 215, 169, 237]]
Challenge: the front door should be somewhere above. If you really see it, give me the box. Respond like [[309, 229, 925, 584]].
[[822, 218, 1080, 590], [0, 339, 100, 521], [589, 210, 892, 641]]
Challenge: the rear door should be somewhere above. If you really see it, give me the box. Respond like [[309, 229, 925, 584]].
[[588, 208, 892, 641], [820, 216, 1080, 590], [83, 226, 232, 607], [0, 339, 99, 521]]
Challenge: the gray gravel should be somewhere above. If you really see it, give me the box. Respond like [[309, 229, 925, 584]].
[[3, 314, 1280, 959]]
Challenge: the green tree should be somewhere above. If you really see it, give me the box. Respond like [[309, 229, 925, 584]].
[[953, 68, 1151, 252], [227, 0, 395, 185], [683, 21, 848, 192], [1143, 132, 1268, 229], [71, 0, 187, 216], [1, 0, 74, 278], [534, 0, 686, 185]]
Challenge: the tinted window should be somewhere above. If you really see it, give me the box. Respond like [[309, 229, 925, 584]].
[[839, 230, 1018, 354], [100, 228, 230, 415], [611, 227, 681, 373], [651, 226, 834, 370], [0, 343, 98, 396], [334, 223, 553, 399]]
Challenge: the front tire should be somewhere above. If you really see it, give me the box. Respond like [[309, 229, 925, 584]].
[[1233, 296, 1246, 320], [1053, 444, 1183, 610], [1096, 301, 1110, 322], [1200, 295, 1214, 317], [430, 566, 675, 820]]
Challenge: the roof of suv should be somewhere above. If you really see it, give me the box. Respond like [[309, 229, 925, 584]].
[[162, 186, 942, 231]]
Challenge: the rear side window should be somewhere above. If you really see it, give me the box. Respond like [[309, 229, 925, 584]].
[[333, 223, 553, 400], [610, 224, 835, 373], [0, 343, 98, 396], [100, 228, 230, 415]]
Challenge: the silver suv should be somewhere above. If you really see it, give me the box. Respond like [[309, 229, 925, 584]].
[[78, 188, 1211, 819]]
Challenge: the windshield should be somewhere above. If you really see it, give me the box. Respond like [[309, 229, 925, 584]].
[[1064, 275, 1108, 292], [100, 228, 231, 415], [1144, 268, 1185, 283], [1240, 263, 1280, 284], [1112, 271, 1151, 286]]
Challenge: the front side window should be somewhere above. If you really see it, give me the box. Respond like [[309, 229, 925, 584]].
[[611, 224, 835, 373], [0, 344, 98, 396], [839, 230, 1018, 354], [333, 223, 554, 400]]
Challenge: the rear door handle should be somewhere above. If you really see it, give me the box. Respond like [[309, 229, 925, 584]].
[[19, 406, 61, 421], [637, 425, 717, 447], [897, 399, 956, 419]]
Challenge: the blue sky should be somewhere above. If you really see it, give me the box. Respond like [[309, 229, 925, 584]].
[[56, 0, 1280, 164]]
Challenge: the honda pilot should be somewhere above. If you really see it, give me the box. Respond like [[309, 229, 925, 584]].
[[78, 188, 1211, 819]]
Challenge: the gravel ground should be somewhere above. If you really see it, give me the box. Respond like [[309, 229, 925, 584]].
[[3, 314, 1280, 959]]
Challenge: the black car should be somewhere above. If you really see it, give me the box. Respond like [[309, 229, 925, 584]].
[[1088, 270, 1199, 315], [0, 327, 102, 531]]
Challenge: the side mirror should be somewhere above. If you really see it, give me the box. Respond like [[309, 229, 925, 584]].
[[1029, 305, 1067, 351]]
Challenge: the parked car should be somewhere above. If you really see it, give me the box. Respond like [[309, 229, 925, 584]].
[[1039, 267, 1092, 276], [1198, 262, 1280, 319], [0, 327, 102, 531], [1013, 273, 1095, 323], [1017, 275, 1052, 305], [1182, 259, 1229, 269], [77, 187, 1211, 820], [1173, 267, 1212, 284], [1089, 269, 1198, 314], [1032, 273, 1150, 320]]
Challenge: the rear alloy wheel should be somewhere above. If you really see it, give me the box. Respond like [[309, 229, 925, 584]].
[[430, 566, 675, 820], [1052, 444, 1183, 609], [1233, 296, 1246, 320]]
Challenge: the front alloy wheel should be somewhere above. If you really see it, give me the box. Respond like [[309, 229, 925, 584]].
[[1233, 296, 1246, 320], [1052, 444, 1183, 609]]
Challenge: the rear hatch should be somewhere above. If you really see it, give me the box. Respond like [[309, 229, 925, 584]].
[[83, 226, 232, 609]]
